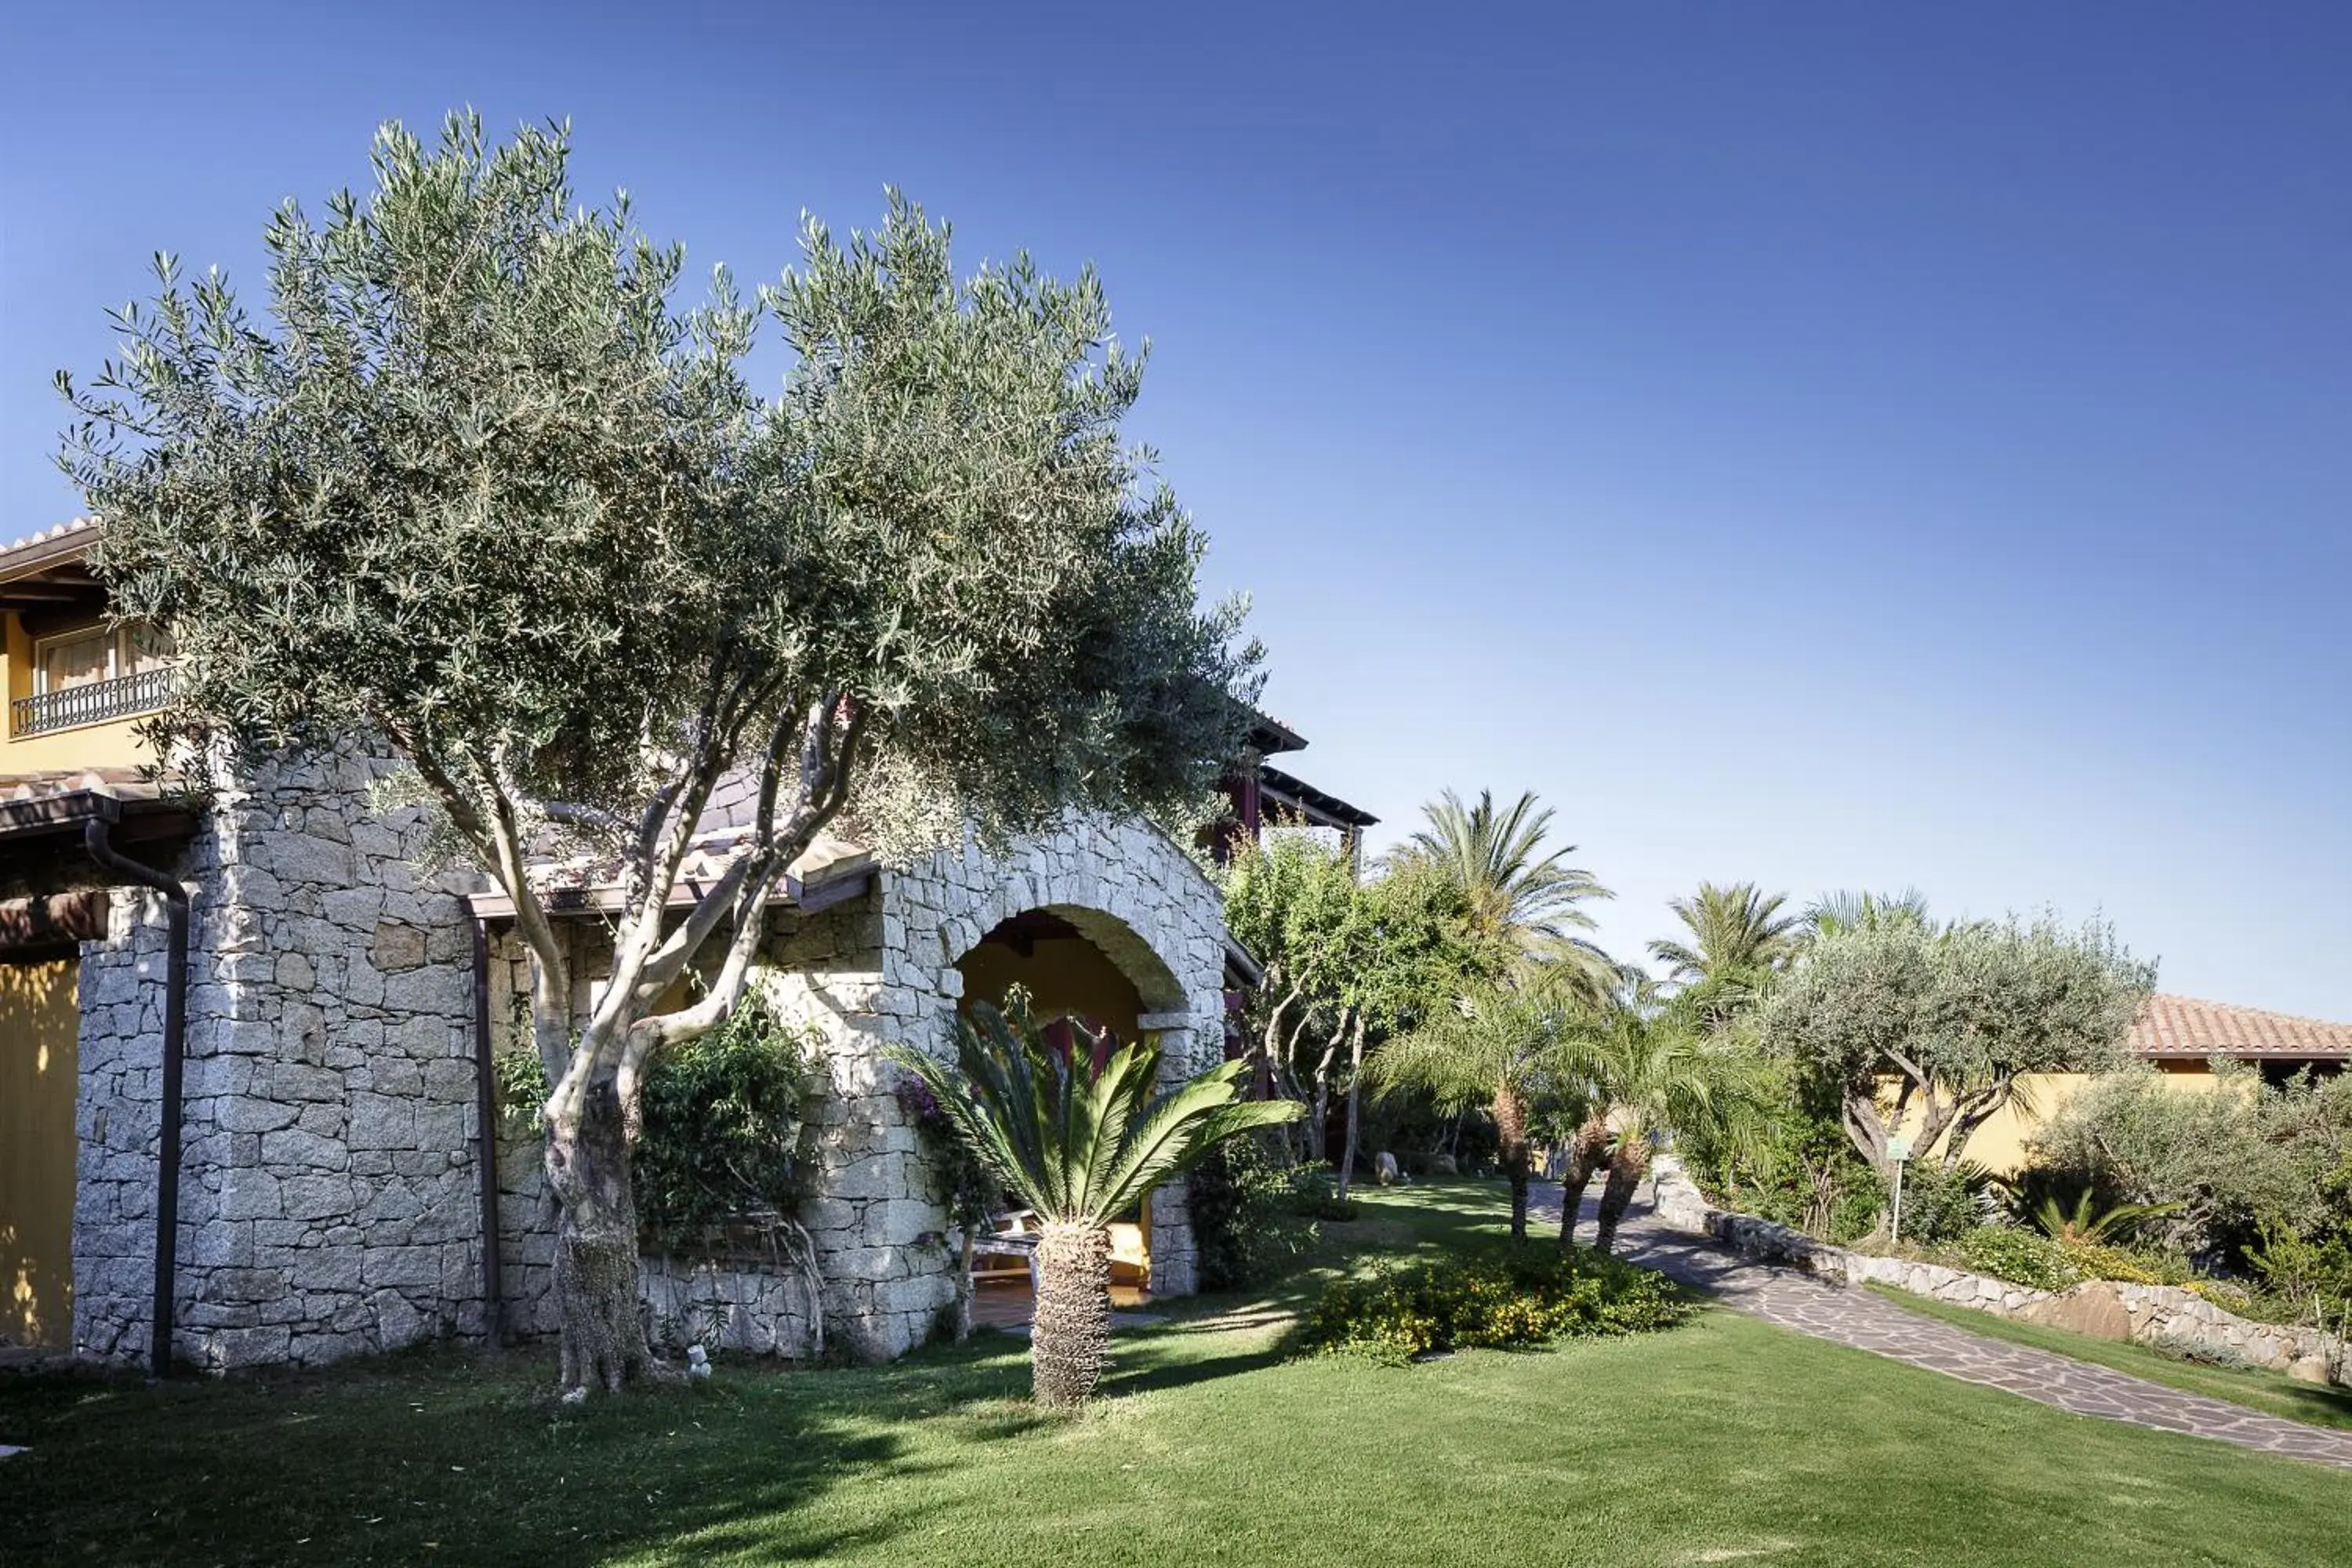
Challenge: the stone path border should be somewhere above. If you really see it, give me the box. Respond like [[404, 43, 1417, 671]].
[[1535, 1183, 2352, 1472]]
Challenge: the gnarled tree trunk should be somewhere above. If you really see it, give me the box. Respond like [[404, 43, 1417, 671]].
[[1031, 1221, 1112, 1407], [1595, 1141, 1651, 1254], [545, 1075, 657, 1393], [1558, 1112, 1610, 1246], [1335, 1016, 1367, 1201], [1494, 1082, 1531, 1241]]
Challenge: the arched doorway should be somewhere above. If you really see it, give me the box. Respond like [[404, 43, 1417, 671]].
[[951, 903, 1188, 1323]]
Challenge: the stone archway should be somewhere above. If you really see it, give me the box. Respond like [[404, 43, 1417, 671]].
[[949, 900, 1197, 1307]]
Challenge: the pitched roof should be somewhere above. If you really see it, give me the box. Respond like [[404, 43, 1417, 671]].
[[0, 517, 100, 577], [2129, 993, 2352, 1062]]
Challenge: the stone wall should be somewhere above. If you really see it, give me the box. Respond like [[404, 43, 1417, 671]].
[[1649, 1156, 2347, 1386], [757, 810, 1228, 1359], [68, 890, 173, 1361], [488, 809, 1225, 1366], [74, 775, 1221, 1372], [72, 750, 492, 1370]]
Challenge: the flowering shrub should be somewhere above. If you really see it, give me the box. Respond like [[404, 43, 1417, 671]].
[[1956, 1226, 2078, 1293], [1297, 1244, 1688, 1363]]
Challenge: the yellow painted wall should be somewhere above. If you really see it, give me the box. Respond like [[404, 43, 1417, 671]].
[[2, 611, 151, 772], [953, 935, 1156, 1281], [1, 956, 79, 1348], [955, 936, 1144, 1043], [1893, 1062, 2241, 1174]]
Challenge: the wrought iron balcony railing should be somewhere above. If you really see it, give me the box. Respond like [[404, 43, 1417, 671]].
[[11, 666, 174, 738]]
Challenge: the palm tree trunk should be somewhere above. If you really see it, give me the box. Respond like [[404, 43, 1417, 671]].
[[1494, 1083, 1531, 1241], [1031, 1221, 1112, 1406], [1595, 1142, 1651, 1254], [1557, 1112, 1610, 1246]]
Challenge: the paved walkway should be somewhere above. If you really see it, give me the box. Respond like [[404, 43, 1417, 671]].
[[1534, 1182, 2352, 1471]]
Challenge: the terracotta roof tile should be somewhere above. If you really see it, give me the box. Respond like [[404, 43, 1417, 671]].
[[0, 517, 99, 558], [2129, 993, 2352, 1061]]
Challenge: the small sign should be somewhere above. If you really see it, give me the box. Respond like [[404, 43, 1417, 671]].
[[1886, 1135, 1912, 1163]]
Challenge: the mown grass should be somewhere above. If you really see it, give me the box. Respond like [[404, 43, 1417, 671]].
[[1866, 1280, 2352, 1432], [4, 1181, 2348, 1566]]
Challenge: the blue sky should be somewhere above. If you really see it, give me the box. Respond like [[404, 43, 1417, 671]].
[[4, 3, 2347, 1014]]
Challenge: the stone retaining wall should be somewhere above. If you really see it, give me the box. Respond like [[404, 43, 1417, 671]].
[[1650, 1157, 2347, 1387]]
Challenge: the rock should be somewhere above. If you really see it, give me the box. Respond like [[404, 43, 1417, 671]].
[[2286, 1355, 2336, 1385], [2021, 1280, 2134, 1342], [1432, 1152, 1460, 1175]]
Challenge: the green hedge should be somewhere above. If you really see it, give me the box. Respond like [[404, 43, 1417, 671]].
[[1298, 1244, 1689, 1363]]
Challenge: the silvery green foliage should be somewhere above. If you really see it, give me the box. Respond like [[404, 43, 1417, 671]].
[[1762, 913, 2154, 1172], [57, 112, 1259, 1079]]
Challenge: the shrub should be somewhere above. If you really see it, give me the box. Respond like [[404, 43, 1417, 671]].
[[1956, 1226, 2079, 1293], [1297, 1243, 1689, 1363], [1192, 1141, 1319, 1290], [2059, 1240, 2196, 1287], [1896, 1160, 1998, 1246], [632, 996, 817, 1247]]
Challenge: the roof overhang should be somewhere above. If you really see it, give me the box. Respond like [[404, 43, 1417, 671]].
[[463, 848, 877, 923], [0, 521, 105, 617], [1258, 764, 1378, 830]]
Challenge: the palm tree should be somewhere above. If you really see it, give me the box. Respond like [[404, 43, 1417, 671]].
[[1800, 887, 1933, 942], [894, 1000, 1299, 1406], [1583, 1000, 1756, 1252], [1371, 977, 1581, 1240], [1650, 881, 1801, 983], [1403, 788, 1615, 994]]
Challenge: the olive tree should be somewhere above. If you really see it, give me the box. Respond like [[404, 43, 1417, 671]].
[[60, 114, 1259, 1393], [1762, 914, 2152, 1178]]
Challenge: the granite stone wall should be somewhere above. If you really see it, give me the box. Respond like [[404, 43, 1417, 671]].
[[73, 778, 1223, 1372], [71, 750, 492, 1370]]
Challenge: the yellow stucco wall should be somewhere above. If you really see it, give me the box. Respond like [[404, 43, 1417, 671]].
[[1894, 1062, 2238, 1174], [954, 936, 1144, 1042], [1, 956, 80, 1348], [2, 611, 152, 772]]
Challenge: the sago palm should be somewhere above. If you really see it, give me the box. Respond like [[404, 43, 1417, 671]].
[[893, 1000, 1299, 1406], [1650, 881, 1802, 982]]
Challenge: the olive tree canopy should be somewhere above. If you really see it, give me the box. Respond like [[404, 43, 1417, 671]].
[[1761, 913, 2154, 1175], [59, 113, 1261, 1392]]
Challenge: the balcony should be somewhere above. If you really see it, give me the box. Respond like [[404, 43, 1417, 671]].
[[11, 667, 173, 739]]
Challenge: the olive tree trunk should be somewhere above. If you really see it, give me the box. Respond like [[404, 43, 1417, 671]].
[[545, 1076, 657, 1392], [1334, 1016, 1367, 1201], [1032, 1222, 1113, 1407]]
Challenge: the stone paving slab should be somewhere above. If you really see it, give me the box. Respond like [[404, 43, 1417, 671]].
[[1534, 1183, 2352, 1472]]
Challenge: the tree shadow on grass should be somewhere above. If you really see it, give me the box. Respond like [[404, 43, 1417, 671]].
[[0, 1338, 1065, 1566]]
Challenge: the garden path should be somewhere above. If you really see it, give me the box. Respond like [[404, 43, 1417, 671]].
[[1532, 1181, 2352, 1471]]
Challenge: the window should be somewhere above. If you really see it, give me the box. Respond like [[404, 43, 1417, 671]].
[[12, 621, 176, 738], [31, 622, 172, 693], [34, 627, 115, 693]]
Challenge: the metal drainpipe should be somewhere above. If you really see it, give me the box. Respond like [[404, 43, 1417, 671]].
[[83, 817, 190, 1381], [470, 913, 504, 1348]]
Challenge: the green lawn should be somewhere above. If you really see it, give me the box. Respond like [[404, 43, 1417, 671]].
[[5, 1183, 2350, 1566], [1866, 1280, 2352, 1432]]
